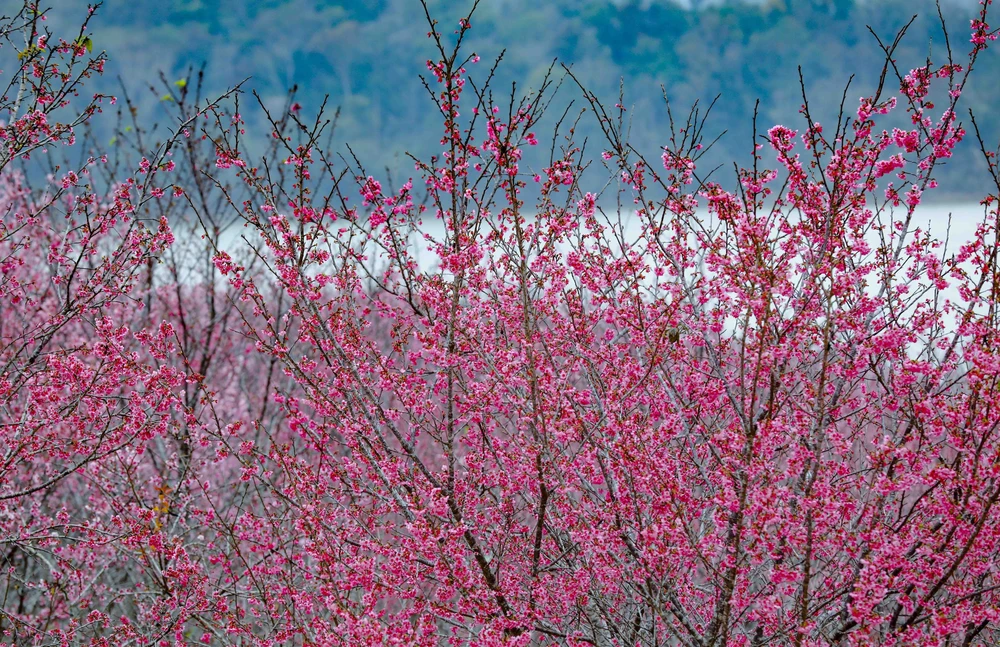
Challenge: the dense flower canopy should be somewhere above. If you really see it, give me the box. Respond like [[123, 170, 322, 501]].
[[1, 1, 1000, 646]]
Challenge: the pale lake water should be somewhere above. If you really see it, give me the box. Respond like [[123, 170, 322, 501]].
[[202, 201, 992, 317], [184, 200, 992, 345]]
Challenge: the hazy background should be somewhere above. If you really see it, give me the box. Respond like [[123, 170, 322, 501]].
[[48, 0, 1000, 202]]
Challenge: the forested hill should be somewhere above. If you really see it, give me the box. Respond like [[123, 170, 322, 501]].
[[61, 0, 999, 199]]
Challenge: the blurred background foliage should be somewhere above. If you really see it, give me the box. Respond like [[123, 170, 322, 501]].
[[51, 0, 999, 200]]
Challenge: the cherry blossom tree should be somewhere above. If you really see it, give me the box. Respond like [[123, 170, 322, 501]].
[[0, 5, 250, 644], [2, 0, 1000, 646]]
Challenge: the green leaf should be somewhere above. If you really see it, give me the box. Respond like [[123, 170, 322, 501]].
[[17, 44, 42, 61], [160, 94, 174, 102], [108, 136, 117, 146], [74, 36, 93, 53], [174, 78, 187, 88]]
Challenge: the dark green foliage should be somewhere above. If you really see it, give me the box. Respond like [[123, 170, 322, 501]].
[[73, 0, 997, 197]]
